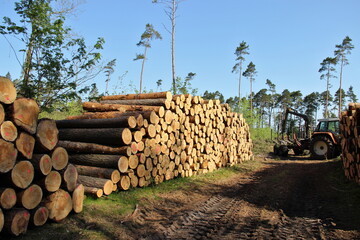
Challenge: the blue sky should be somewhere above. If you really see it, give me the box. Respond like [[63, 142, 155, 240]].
[[0, 0, 359, 101]]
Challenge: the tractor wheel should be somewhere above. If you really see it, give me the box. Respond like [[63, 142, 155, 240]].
[[310, 135, 334, 159], [273, 145, 279, 155], [278, 145, 289, 157], [293, 148, 304, 156]]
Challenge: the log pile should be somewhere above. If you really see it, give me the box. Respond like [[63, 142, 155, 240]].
[[57, 91, 253, 197], [341, 103, 360, 183], [0, 77, 84, 236]]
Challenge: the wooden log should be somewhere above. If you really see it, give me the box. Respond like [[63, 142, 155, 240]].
[[16, 184, 43, 210], [66, 111, 127, 120], [0, 76, 17, 104], [0, 104, 4, 125], [61, 164, 78, 192], [101, 91, 172, 101], [39, 171, 62, 192], [84, 186, 103, 198], [118, 156, 129, 173], [15, 132, 35, 160], [4, 208, 30, 236], [78, 175, 113, 195], [11, 98, 39, 134], [11, 161, 34, 189], [35, 118, 58, 151], [29, 206, 48, 227], [0, 120, 18, 142], [0, 188, 17, 210], [136, 164, 146, 178], [29, 154, 52, 176], [0, 139, 17, 173], [68, 154, 122, 169], [72, 184, 84, 213], [51, 147, 69, 171], [129, 155, 139, 169], [59, 127, 132, 146], [118, 175, 130, 190], [83, 101, 165, 113], [57, 140, 132, 156], [44, 189, 73, 222], [75, 165, 120, 183], [56, 115, 137, 129]]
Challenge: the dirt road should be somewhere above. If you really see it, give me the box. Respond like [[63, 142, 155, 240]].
[[121, 157, 360, 239]]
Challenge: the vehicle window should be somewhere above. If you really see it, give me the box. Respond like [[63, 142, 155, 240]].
[[318, 121, 327, 131]]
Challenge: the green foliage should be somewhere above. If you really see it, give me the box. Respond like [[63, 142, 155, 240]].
[[1, 0, 105, 111], [39, 100, 83, 120], [346, 86, 358, 103], [104, 59, 117, 95], [202, 90, 224, 103], [171, 72, 198, 95]]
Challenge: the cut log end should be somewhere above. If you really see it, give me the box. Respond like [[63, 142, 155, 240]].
[[0, 139, 17, 173], [11, 161, 34, 189], [30, 206, 49, 227], [12, 98, 40, 134], [51, 147, 69, 170], [36, 118, 59, 151], [45, 189, 73, 222], [17, 184, 43, 210], [72, 184, 85, 213], [0, 77, 17, 104], [0, 120, 18, 142], [0, 188, 17, 210], [4, 208, 30, 236]]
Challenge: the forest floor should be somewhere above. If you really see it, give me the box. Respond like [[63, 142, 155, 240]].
[[9, 145, 360, 240]]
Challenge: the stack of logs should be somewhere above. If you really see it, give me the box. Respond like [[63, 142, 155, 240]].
[[341, 102, 360, 183], [56, 91, 253, 197], [0, 77, 84, 236]]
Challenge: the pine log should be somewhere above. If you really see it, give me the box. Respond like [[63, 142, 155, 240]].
[[0, 208, 3, 233], [29, 206, 48, 227], [118, 175, 130, 190], [16, 184, 43, 210], [0, 120, 18, 142], [0, 104, 4, 125], [72, 184, 84, 213], [129, 155, 139, 169], [29, 154, 52, 176], [61, 164, 78, 192], [69, 154, 122, 169], [56, 115, 137, 129], [118, 156, 129, 173], [4, 208, 30, 236], [66, 111, 127, 120], [0, 77, 17, 104], [84, 186, 103, 198], [78, 175, 113, 195], [83, 101, 165, 113], [0, 188, 17, 210], [44, 189, 73, 222], [51, 147, 69, 170], [35, 118, 59, 151], [39, 171, 62, 192], [101, 91, 172, 101], [16, 132, 35, 160], [57, 140, 132, 156], [59, 127, 132, 146], [11, 98, 39, 134], [0, 139, 17, 173], [11, 161, 34, 189], [75, 165, 120, 183]]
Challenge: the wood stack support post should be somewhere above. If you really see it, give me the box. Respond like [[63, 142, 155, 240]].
[[341, 103, 360, 183], [0, 77, 84, 236]]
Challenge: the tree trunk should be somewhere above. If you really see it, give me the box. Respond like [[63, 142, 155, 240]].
[[83, 101, 165, 113], [0, 139, 17, 173], [66, 111, 127, 120], [68, 154, 122, 169], [11, 98, 40, 134], [0, 77, 17, 104], [56, 116, 137, 129], [16, 132, 35, 160], [0, 187, 17, 210], [35, 118, 58, 151], [100, 98, 171, 109], [4, 208, 30, 236], [100, 91, 172, 101], [74, 165, 120, 183], [16, 184, 43, 210], [84, 186, 103, 198], [72, 184, 84, 213], [57, 140, 132, 156], [0, 120, 18, 142], [44, 189, 73, 222], [77, 175, 113, 195], [51, 147, 69, 171], [59, 128, 132, 146]]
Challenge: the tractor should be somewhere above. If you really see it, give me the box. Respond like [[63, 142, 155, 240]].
[[273, 108, 341, 159]]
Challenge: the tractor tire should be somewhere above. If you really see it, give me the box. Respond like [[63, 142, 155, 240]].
[[293, 148, 304, 156], [310, 135, 334, 159], [278, 145, 289, 157]]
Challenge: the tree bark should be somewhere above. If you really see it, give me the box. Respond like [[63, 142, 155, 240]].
[[78, 175, 113, 195], [83, 101, 165, 113], [0, 77, 17, 104], [84, 186, 103, 198], [68, 154, 123, 169], [74, 165, 120, 183], [59, 128, 132, 146], [56, 115, 137, 129], [11, 98, 40, 134], [100, 91, 172, 101]]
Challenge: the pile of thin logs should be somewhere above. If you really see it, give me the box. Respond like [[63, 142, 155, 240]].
[[341, 103, 360, 183], [0, 77, 84, 236], [57, 91, 253, 197]]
